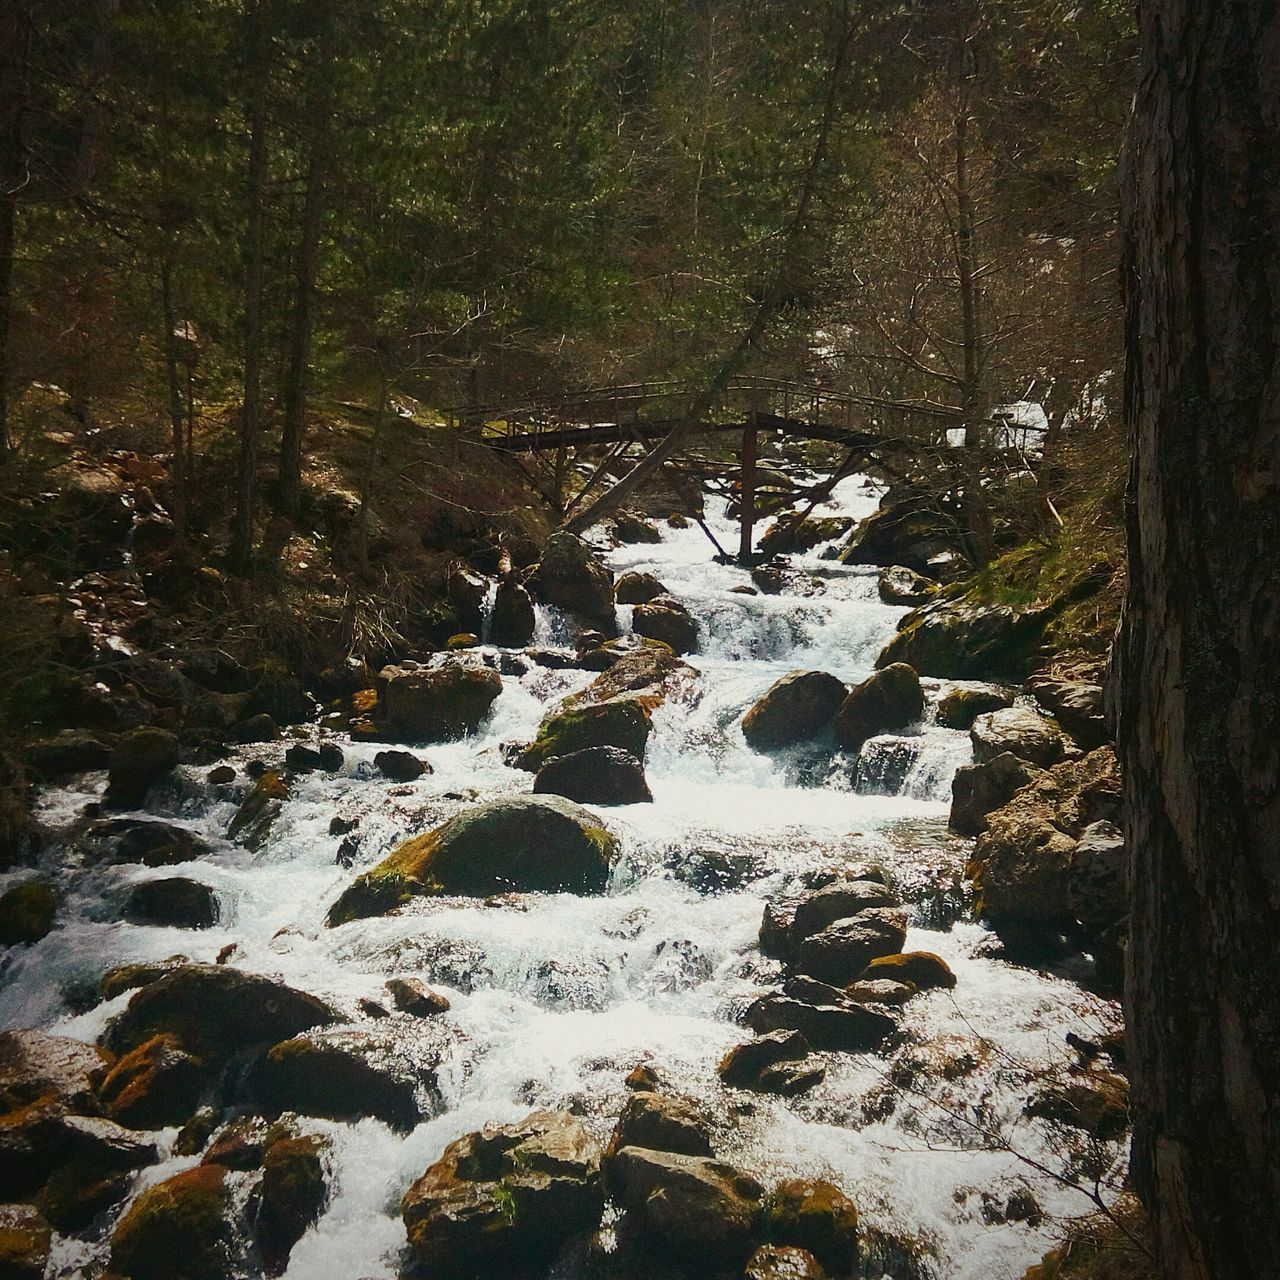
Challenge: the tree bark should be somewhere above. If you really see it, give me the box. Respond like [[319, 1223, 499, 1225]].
[[0, 4, 32, 461], [1117, 2, 1280, 1278]]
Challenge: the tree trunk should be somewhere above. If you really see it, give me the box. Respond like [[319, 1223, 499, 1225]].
[[160, 251, 186, 535], [1117, 2, 1280, 1278], [231, 0, 270, 572], [0, 4, 31, 461]]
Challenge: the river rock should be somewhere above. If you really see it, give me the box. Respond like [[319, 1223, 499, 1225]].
[[283, 742, 344, 773], [949, 752, 1040, 836], [110, 1164, 237, 1280], [570, 636, 691, 707], [256, 1132, 328, 1276], [718, 1030, 822, 1096], [0, 1204, 51, 1280], [123, 877, 219, 929], [605, 1091, 714, 1168], [609, 1146, 764, 1268], [840, 503, 954, 574], [877, 565, 936, 606], [766, 1178, 859, 1274], [611, 511, 662, 544], [387, 977, 451, 1018], [534, 745, 653, 805], [745, 1244, 827, 1280], [795, 908, 908, 985], [400, 1110, 604, 1276], [615, 571, 668, 604], [490, 579, 537, 647], [516, 698, 651, 771], [529, 532, 617, 633], [843, 978, 917, 1006], [226, 771, 289, 849], [0, 880, 56, 946], [744, 986, 897, 1053], [790, 880, 902, 946], [107, 727, 179, 806], [741, 671, 848, 751], [103, 965, 335, 1060], [86, 817, 211, 867], [1025, 1073, 1129, 1140], [0, 1029, 112, 1113], [1027, 673, 1108, 748], [971, 706, 1071, 768], [833, 664, 923, 753], [255, 1030, 435, 1132], [858, 951, 956, 991], [876, 598, 1054, 681], [935, 685, 1014, 730], [759, 516, 852, 558], [374, 747, 430, 782], [96, 1033, 208, 1128], [25, 730, 112, 779], [632, 598, 699, 655], [967, 747, 1123, 937], [447, 566, 489, 636], [1067, 820, 1127, 928], [379, 657, 503, 743], [327, 794, 617, 924]]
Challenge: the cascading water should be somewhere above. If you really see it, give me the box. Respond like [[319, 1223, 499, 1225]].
[[1, 475, 1123, 1280]]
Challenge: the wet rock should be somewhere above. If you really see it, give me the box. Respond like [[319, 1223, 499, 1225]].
[[858, 951, 956, 991], [843, 978, 917, 1006], [380, 657, 503, 743], [103, 965, 335, 1061], [615, 571, 668, 605], [284, 742, 344, 773], [447, 566, 489, 636], [795, 908, 908, 985], [226, 771, 289, 850], [0, 1203, 51, 1280], [88, 818, 212, 867], [1025, 1074, 1129, 1140], [611, 512, 662, 544], [327, 795, 617, 924], [110, 1164, 236, 1280], [201, 1115, 271, 1170], [971, 706, 1072, 768], [489, 579, 537, 647], [765, 1178, 859, 1275], [745, 1243, 827, 1280], [624, 1063, 662, 1092], [833, 664, 923, 753], [515, 698, 651, 771], [0, 1029, 112, 1113], [400, 1110, 604, 1276], [25, 730, 112, 779], [107, 727, 179, 806], [718, 1030, 819, 1095], [0, 880, 56, 946], [387, 977, 451, 1018], [534, 745, 653, 805], [609, 1146, 764, 1268], [743, 989, 896, 1054], [632, 599, 699, 655], [741, 671, 848, 751], [99, 956, 190, 1003], [373, 749, 429, 782], [256, 1132, 329, 1276], [123, 877, 219, 929], [1067, 820, 1127, 928], [935, 685, 1014, 730], [233, 712, 279, 744], [759, 902, 797, 959], [949, 752, 1039, 837], [529, 532, 617, 633], [605, 1092, 714, 1169], [1027, 674, 1108, 749], [759, 516, 852, 558], [790, 881, 901, 946], [878, 566, 937, 606], [255, 1030, 434, 1132], [569, 637, 690, 707], [96, 1033, 208, 1129], [839, 503, 954, 575]]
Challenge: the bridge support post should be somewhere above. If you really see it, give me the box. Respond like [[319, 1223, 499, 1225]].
[[738, 393, 758, 565]]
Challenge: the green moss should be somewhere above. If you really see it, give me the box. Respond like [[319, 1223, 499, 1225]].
[[516, 700, 651, 771], [0, 880, 57, 945], [110, 1164, 234, 1280], [861, 951, 956, 990]]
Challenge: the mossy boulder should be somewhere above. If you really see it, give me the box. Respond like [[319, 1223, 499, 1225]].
[[632, 599, 698, 655], [515, 698, 651, 772], [533, 745, 653, 805], [25, 730, 113, 779], [766, 1178, 859, 1275], [86, 818, 211, 868], [103, 965, 335, 1061], [256, 1133, 328, 1276], [379, 658, 503, 743], [878, 565, 937, 606], [840, 504, 955, 574], [95, 1034, 208, 1129], [745, 1243, 827, 1280], [110, 1164, 236, 1280], [615, 571, 668, 605], [327, 794, 617, 925], [741, 671, 848, 751], [833, 664, 923, 753], [566, 637, 690, 707], [0, 881, 57, 946], [936, 685, 1014, 730], [123, 877, 219, 929], [99, 957, 191, 1003], [876, 598, 1054, 681], [226, 771, 289, 849], [107, 727, 179, 806], [758, 516, 852, 558], [611, 512, 663, 544], [529, 532, 617, 633], [1026, 1074, 1130, 1141], [489, 579, 537, 647], [858, 951, 956, 991], [0, 1204, 52, 1280]]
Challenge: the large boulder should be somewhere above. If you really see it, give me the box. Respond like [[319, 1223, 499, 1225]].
[[107, 727, 179, 806], [567, 637, 690, 707], [970, 706, 1072, 768], [0, 1030, 112, 1113], [400, 1110, 604, 1276], [123, 877, 219, 929], [529, 532, 617, 633], [96, 1033, 207, 1128], [876, 598, 1054, 681], [110, 1164, 237, 1280], [489, 579, 537, 647], [85, 818, 212, 867], [833, 665, 923, 753], [1027, 674, 1109, 749], [379, 658, 502, 743], [103, 965, 335, 1061], [967, 748, 1123, 935], [949, 752, 1040, 837], [840, 503, 956, 575], [534, 745, 653, 805], [327, 795, 617, 925], [790, 881, 901, 947], [759, 516, 852, 558], [605, 1091, 714, 1167], [632, 598, 698, 655], [615, 571, 668, 605], [609, 1146, 764, 1268], [935, 685, 1014, 730], [744, 985, 897, 1054], [766, 1178, 860, 1275], [0, 881, 56, 946], [1067, 821, 1128, 928], [515, 698, 651, 771], [741, 671, 848, 751], [795, 909, 908, 986], [858, 951, 956, 991], [877, 565, 937, 606], [256, 1132, 329, 1276], [611, 512, 662, 544]]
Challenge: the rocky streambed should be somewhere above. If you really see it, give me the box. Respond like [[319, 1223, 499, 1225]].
[[0, 478, 1129, 1280]]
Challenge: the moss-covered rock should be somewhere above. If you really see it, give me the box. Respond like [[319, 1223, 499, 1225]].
[[0, 1203, 52, 1280], [110, 1164, 236, 1280], [565, 637, 690, 707], [226, 771, 289, 850], [741, 671, 848, 751], [107, 727, 179, 806], [833, 664, 923, 753], [877, 598, 1054, 681], [759, 516, 852, 558], [615, 571, 668, 605], [95, 1033, 208, 1129], [327, 795, 617, 924], [85, 818, 211, 868], [99, 957, 191, 1003], [858, 951, 956, 991], [528, 532, 617, 633], [631, 599, 698, 655], [256, 1133, 328, 1276], [766, 1178, 859, 1275], [489, 579, 537, 647], [0, 881, 56, 946], [379, 658, 503, 743], [514, 699, 651, 772], [123, 877, 219, 929], [936, 685, 1014, 730], [878, 565, 937, 606], [533, 745, 652, 805]]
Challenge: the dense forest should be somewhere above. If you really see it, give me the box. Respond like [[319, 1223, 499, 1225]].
[[0, 2, 1273, 1280]]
